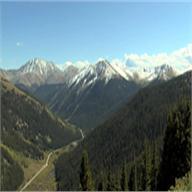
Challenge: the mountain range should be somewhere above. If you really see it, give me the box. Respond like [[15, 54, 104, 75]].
[[0, 57, 180, 89], [1, 47, 191, 190], [1, 55, 191, 131]]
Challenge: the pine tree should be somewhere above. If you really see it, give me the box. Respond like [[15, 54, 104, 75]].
[[128, 164, 135, 191], [106, 171, 111, 191], [157, 100, 191, 190], [98, 172, 105, 191], [134, 152, 138, 191], [143, 140, 148, 190], [151, 141, 158, 190], [98, 181, 104, 191], [80, 149, 94, 191], [106, 170, 120, 191], [120, 162, 128, 191], [144, 140, 152, 191], [128, 152, 138, 191]]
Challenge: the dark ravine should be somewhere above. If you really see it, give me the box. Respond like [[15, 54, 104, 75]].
[[35, 78, 141, 131]]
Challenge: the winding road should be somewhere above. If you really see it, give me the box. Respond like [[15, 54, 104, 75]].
[[19, 128, 84, 192], [80, 129, 84, 139]]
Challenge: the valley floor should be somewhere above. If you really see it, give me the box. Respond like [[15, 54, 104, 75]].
[[18, 129, 84, 191]]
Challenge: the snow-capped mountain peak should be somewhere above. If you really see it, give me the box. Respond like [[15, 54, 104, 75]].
[[130, 63, 177, 81], [19, 58, 60, 77], [69, 59, 132, 89], [154, 64, 176, 80], [95, 59, 110, 71], [95, 59, 117, 79]]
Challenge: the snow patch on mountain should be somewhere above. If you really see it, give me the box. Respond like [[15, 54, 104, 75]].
[[58, 60, 90, 71], [19, 58, 60, 77], [3, 44, 191, 89], [69, 59, 133, 90]]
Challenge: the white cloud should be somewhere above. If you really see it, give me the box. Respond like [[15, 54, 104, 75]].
[[75, 60, 90, 68], [58, 44, 192, 74], [124, 43, 192, 73], [57, 60, 91, 71], [16, 42, 24, 47]]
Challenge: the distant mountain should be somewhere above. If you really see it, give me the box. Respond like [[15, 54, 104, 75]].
[[60, 64, 79, 84], [0, 58, 78, 92], [34, 60, 180, 131], [124, 44, 192, 75], [35, 60, 141, 131], [0, 57, 187, 131], [0, 57, 181, 92], [55, 71, 191, 190], [18, 58, 60, 77], [69, 60, 132, 86], [128, 63, 177, 82], [1, 77, 81, 191], [69, 60, 177, 85]]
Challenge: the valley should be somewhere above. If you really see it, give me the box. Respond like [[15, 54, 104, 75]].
[[54, 71, 192, 191], [1, 2, 192, 191], [19, 129, 84, 191], [1, 57, 186, 131], [1, 56, 192, 191]]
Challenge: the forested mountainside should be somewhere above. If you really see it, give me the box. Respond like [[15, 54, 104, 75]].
[[35, 78, 141, 131], [1, 77, 81, 191], [55, 71, 191, 190], [34, 61, 178, 132]]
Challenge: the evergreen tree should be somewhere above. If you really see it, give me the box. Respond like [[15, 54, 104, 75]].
[[98, 172, 105, 191], [134, 154, 138, 191], [120, 162, 128, 191], [128, 152, 138, 191], [106, 170, 120, 191], [145, 140, 153, 191], [106, 171, 112, 191], [140, 140, 158, 191], [98, 181, 104, 191], [157, 100, 191, 190], [128, 165, 135, 191], [140, 162, 146, 190], [80, 150, 94, 191], [151, 141, 158, 190]]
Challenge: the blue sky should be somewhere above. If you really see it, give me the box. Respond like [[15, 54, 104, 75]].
[[1, 1, 192, 69]]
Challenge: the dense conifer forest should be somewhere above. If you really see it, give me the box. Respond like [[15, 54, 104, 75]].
[[55, 71, 191, 191]]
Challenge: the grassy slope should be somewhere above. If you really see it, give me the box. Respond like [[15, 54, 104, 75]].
[[1, 77, 81, 190], [1, 144, 46, 189], [22, 141, 79, 191]]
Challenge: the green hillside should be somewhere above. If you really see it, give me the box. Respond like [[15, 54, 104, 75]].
[[55, 71, 191, 190], [1, 77, 81, 191]]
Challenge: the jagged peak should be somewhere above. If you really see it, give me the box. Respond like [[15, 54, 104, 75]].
[[19, 58, 60, 76], [153, 64, 177, 80]]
